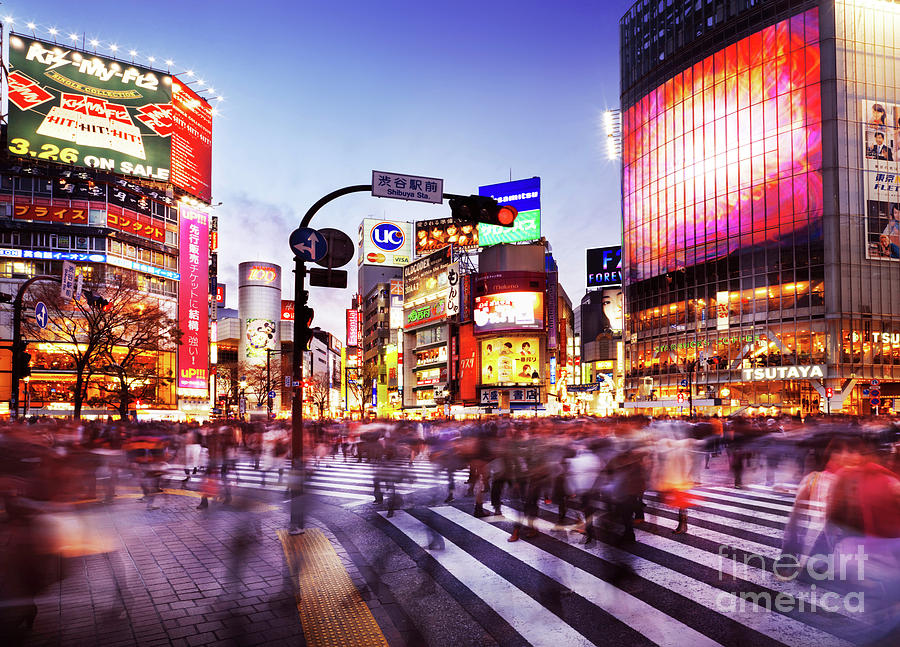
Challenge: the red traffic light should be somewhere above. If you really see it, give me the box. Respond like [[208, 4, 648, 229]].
[[825, 387, 834, 399], [497, 205, 518, 226]]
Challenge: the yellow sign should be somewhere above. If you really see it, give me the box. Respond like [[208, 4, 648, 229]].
[[481, 337, 539, 384]]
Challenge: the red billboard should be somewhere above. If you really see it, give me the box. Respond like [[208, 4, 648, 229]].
[[171, 79, 213, 203], [458, 322, 478, 402], [216, 284, 226, 306], [347, 309, 359, 347], [281, 300, 295, 321], [177, 204, 210, 390]]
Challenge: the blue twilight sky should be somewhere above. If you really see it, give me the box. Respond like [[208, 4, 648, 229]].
[[5, 0, 633, 340]]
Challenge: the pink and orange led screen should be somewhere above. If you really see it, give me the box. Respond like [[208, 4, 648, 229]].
[[622, 8, 822, 283]]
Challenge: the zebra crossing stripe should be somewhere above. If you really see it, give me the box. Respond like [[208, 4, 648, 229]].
[[519, 513, 853, 647], [433, 506, 723, 647], [688, 489, 800, 514], [381, 510, 595, 647]]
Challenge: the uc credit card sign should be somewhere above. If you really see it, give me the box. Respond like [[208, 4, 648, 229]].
[[478, 177, 541, 245], [358, 218, 413, 267]]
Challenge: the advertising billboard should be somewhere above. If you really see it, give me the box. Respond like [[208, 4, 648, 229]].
[[7, 35, 213, 201], [480, 337, 540, 385], [458, 322, 478, 402], [862, 100, 900, 260], [474, 292, 544, 333], [281, 300, 295, 321], [358, 219, 413, 267], [245, 318, 276, 359], [403, 245, 451, 304], [346, 309, 359, 347], [599, 287, 624, 333], [405, 300, 446, 329], [621, 8, 822, 283], [177, 204, 210, 391], [478, 177, 541, 245], [586, 246, 622, 287], [216, 284, 226, 306], [415, 218, 479, 254], [170, 80, 213, 203]]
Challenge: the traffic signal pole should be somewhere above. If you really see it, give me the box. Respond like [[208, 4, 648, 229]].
[[288, 183, 513, 533]]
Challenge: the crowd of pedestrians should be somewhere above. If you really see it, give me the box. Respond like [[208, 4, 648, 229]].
[[1, 413, 899, 641]]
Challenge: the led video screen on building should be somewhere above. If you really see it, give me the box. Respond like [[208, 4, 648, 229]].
[[7, 35, 212, 202], [481, 337, 540, 385], [622, 8, 823, 282], [474, 292, 544, 333]]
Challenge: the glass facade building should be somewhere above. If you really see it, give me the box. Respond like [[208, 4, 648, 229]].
[[622, 0, 900, 415]]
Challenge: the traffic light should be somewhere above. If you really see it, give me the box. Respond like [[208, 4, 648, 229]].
[[297, 304, 314, 350], [825, 387, 834, 399], [15, 351, 31, 378], [449, 195, 518, 227], [82, 291, 109, 310]]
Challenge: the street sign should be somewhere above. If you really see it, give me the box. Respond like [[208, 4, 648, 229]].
[[34, 301, 48, 329], [284, 376, 291, 388], [268, 390, 276, 399], [289, 227, 328, 262], [372, 170, 444, 204], [677, 393, 685, 402], [309, 267, 348, 289], [314, 228, 354, 269], [871, 397, 881, 406], [680, 379, 688, 387], [60, 261, 76, 299], [871, 379, 880, 385]]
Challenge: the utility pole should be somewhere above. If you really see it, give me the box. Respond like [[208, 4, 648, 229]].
[[266, 347, 273, 419]]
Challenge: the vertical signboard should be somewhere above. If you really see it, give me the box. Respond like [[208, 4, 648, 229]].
[[458, 322, 477, 402], [215, 283, 226, 306], [546, 255, 558, 350], [177, 204, 210, 390], [716, 290, 730, 331], [346, 309, 359, 346]]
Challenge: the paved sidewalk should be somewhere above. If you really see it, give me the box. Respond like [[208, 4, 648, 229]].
[[5, 491, 307, 647]]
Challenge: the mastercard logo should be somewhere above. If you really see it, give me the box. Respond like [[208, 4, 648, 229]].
[[367, 252, 386, 263]]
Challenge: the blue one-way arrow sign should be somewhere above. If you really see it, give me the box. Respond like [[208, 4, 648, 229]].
[[289, 227, 328, 262]]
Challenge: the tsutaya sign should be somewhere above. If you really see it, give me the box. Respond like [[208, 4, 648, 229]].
[[741, 365, 826, 382]]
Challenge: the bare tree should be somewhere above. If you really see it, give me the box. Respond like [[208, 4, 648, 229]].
[[306, 373, 331, 420], [215, 363, 239, 415], [93, 297, 180, 419], [239, 360, 280, 408], [25, 275, 177, 419], [346, 362, 378, 419]]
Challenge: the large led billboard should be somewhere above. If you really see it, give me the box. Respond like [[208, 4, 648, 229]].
[[177, 204, 210, 391], [480, 337, 540, 385], [621, 8, 822, 282], [7, 35, 212, 202], [358, 219, 413, 267], [478, 177, 541, 245]]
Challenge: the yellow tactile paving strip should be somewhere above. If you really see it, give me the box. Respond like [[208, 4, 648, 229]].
[[278, 528, 389, 647]]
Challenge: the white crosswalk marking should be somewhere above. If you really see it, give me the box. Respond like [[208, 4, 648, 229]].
[[383, 510, 595, 647], [377, 483, 869, 647], [180, 456, 452, 505], [430, 506, 723, 647]]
